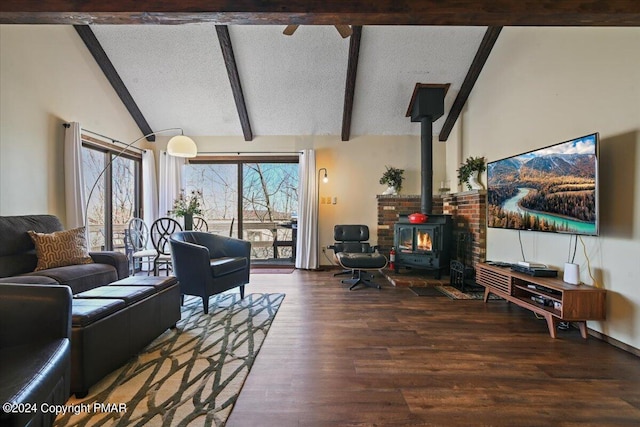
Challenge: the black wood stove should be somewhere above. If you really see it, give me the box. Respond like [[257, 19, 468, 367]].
[[393, 85, 453, 278], [393, 214, 452, 278]]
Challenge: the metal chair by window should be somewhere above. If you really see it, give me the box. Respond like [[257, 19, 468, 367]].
[[124, 229, 134, 274], [127, 218, 156, 275], [150, 217, 183, 276], [272, 221, 297, 262], [193, 216, 208, 232]]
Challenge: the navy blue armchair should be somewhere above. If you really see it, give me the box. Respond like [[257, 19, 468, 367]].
[[170, 231, 250, 314]]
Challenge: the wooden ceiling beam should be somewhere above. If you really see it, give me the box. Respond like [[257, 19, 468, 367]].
[[216, 25, 253, 141], [2, 1, 640, 26], [341, 25, 362, 142], [439, 26, 502, 142], [74, 25, 155, 141]]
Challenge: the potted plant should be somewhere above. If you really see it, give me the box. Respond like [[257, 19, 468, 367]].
[[457, 156, 486, 190], [379, 166, 405, 195], [172, 189, 203, 230]]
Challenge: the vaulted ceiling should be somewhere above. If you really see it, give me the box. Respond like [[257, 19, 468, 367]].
[[88, 24, 487, 139], [2, 1, 637, 141]]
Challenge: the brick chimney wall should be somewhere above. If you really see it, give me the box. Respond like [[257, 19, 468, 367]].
[[442, 190, 487, 267], [376, 190, 486, 267]]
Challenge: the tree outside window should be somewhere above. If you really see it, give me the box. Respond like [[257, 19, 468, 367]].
[[81, 144, 140, 252], [184, 160, 298, 260]]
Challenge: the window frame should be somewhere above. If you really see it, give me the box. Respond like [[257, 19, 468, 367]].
[[81, 135, 143, 251], [187, 155, 299, 241]]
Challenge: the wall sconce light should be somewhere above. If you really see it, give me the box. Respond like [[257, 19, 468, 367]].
[[320, 168, 329, 183], [317, 168, 329, 268]]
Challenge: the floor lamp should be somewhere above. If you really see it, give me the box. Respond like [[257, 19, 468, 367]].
[[317, 168, 328, 268], [84, 128, 198, 234]]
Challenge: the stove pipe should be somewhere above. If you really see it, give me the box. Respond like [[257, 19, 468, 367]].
[[409, 86, 446, 215], [420, 118, 433, 214]]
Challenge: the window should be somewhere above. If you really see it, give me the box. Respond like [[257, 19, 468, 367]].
[[184, 157, 298, 260], [82, 140, 141, 252]]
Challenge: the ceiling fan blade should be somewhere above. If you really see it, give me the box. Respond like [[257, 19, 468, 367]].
[[335, 25, 353, 38], [283, 25, 299, 36]]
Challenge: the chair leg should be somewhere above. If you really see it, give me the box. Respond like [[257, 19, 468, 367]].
[[361, 271, 382, 290], [334, 269, 353, 277], [342, 270, 381, 290], [343, 275, 361, 290], [240, 284, 245, 299], [202, 296, 209, 314]]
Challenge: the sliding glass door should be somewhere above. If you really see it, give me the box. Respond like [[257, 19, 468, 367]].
[[82, 144, 141, 252], [184, 158, 298, 260], [242, 162, 298, 259]]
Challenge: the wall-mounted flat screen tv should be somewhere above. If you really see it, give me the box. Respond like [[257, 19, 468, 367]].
[[487, 133, 599, 236]]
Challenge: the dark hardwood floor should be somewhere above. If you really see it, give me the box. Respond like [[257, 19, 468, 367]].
[[228, 269, 640, 426]]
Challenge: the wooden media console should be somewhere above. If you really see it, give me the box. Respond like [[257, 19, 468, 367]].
[[476, 262, 606, 339]]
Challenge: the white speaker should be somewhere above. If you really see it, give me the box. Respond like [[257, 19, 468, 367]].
[[563, 263, 580, 285]]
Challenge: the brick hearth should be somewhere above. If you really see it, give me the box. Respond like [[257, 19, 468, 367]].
[[376, 190, 487, 278]]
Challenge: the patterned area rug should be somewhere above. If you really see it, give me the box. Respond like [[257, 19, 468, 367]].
[[410, 285, 502, 300], [55, 293, 285, 427], [409, 286, 448, 297]]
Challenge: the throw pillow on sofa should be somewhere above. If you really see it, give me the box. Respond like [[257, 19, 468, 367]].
[[28, 227, 93, 270]]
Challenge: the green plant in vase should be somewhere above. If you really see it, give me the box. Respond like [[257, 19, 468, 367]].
[[379, 166, 405, 195], [457, 156, 486, 190], [172, 189, 203, 230]]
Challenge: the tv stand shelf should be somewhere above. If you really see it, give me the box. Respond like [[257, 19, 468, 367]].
[[476, 263, 606, 339]]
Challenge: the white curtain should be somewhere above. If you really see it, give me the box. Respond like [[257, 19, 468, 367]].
[[158, 150, 183, 218], [64, 122, 85, 228], [142, 150, 158, 235], [296, 149, 318, 270]]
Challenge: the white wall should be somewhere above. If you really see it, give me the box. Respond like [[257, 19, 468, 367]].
[[0, 25, 141, 225], [457, 27, 640, 349]]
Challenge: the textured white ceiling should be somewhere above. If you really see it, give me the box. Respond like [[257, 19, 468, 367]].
[[91, 25, 487, 138], [230, 25, 350, 136]]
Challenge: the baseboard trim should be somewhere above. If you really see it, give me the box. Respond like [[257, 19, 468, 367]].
[[588, 327, 640, 357]]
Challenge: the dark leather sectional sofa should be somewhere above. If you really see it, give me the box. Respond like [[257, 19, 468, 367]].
[[0, 215, 128, 292], [0, 284, 72, 427], [0, 215, 181, 425]]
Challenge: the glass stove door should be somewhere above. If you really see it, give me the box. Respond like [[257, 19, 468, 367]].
[[397, 227, 414, 252]]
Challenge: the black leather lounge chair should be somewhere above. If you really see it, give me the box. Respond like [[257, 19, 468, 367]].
[[330, 225, 388, 290]]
